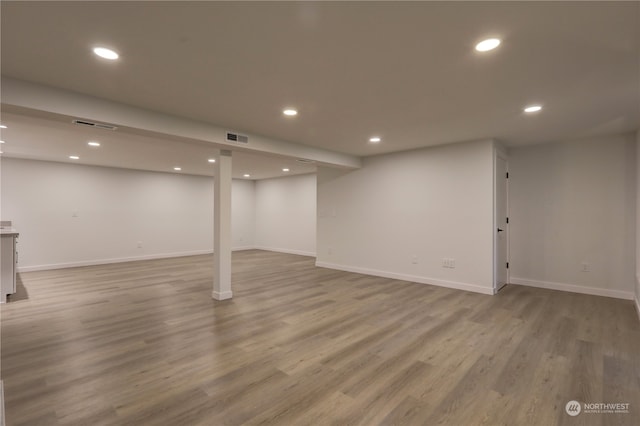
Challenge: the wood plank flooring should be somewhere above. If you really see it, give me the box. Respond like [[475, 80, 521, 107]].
[[1, 250, 639, 426]]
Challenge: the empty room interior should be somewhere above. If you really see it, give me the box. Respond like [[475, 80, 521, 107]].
[[0, 2, 639, 426]]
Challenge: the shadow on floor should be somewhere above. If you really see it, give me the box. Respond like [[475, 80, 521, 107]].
[[7, 275, 29, 302]]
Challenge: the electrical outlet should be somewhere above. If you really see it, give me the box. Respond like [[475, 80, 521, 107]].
[[137, 241, 143, 248], [411, 255, 418, 264], [442, 258, 456, 268], [581, 262, 590, 272]]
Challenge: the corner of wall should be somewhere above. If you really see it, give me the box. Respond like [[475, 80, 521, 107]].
[[636, 130, 640, 320]]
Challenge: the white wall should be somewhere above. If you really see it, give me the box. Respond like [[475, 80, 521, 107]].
[[232, 178, 256, 251], [255, 173, 316, 257], [1, 158, 255, 271], [509, 133, 636, 300], [316, 140, 496, 294]]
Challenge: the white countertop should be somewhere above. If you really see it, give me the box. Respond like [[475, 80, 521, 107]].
[[0, 227, 18, 237]]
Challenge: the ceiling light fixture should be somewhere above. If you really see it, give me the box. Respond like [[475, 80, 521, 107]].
[[283, 109, 298, 116], [208, 158, 216, 163], [88, 141, 100, 147], [524, 105, 542, 113], [243, 174, 251, 178], [0, 125, 7, 129], [0, 141, 4, 144], [475, 38, 501, 52], [69, 155, 80, 160], [369, 136, 381, 143], [174, 167, 182, 171], [282, 168, 290, 172], [93, 47, 119, 60]]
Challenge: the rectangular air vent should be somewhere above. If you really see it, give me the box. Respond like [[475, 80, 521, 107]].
[[72, 119, 118, 131], [296, 158, 315, 164], [226, 132, 248, 143]]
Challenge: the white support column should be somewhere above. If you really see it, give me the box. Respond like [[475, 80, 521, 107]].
[[213, 149, 233, 300]]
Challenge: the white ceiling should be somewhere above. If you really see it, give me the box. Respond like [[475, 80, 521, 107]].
[[1, 2, 638, 175]]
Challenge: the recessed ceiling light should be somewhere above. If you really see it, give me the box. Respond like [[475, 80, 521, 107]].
[[243, 174, 251, 178], [93, 47, 119, 60], [524, 105, 542, 113], [369, 136, 381, 143], [69, 155, 80, 160], [88, 141, 100, 147], [283, 109, 298, 116], [0, 125, 7, 129], [475, 38, 501, 52], [174, 167, 182, 171], [208, 158, 216, 163], [282, 168, 290, 172], [0, 141, 4, 144]]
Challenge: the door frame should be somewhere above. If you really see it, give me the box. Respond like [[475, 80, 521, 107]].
[[493, 147, 509, 293]]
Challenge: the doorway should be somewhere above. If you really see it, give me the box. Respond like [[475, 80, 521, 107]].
[[495, 153, 509, 292]]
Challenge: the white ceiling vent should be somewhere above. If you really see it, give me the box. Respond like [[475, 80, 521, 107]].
[[72, 119, 118, 131], [226, 132, 249, 144]]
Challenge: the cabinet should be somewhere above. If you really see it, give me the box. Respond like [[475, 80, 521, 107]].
[[1, 228, 18, 303]]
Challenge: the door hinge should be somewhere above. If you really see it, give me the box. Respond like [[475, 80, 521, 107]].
[[506, 172, 509, 178], [506, 262, 509, 269], [506, 217, 509, 224]]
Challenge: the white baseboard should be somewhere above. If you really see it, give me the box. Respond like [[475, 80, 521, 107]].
[[510, 277, 634, 300], [17, 249, 215, 272], [232, 246, 257, 252], [16, 246, 315, 273], [315, 261, 494, 295], [254, 246, 316, 258]]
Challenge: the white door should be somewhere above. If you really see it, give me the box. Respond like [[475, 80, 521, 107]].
[[495, 155, 509, 291]]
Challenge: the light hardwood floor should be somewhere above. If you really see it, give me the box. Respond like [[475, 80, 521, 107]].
[[1, 250, 639, 426]]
